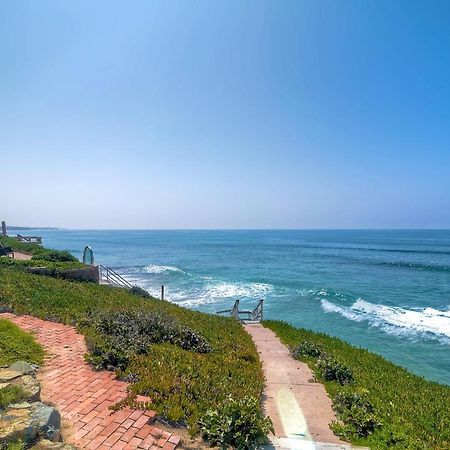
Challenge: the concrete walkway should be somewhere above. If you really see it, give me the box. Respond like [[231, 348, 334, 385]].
[[245, 324, 355, 450], [1, 313, 180, 450]]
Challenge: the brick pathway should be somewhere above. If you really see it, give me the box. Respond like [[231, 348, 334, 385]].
[[0, 313, 180, 450]]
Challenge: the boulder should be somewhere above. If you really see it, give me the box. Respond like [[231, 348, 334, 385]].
[[0, 368, 22, 383], [0, 363, 41, 402], [12, 375, 41, 402], [0, 402, 61, 445], [9, 361, 37, 376]]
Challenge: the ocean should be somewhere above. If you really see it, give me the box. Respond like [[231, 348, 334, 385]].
[[19, 229, 450, 385]]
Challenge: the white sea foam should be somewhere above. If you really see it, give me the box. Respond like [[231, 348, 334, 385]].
[[144, 264, 185, 275], [174, 281, 273, 307], [321, 298, 450, 343]]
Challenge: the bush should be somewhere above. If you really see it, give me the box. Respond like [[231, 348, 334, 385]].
[[199, 395, 273, 449], [0, 236, 78, 263], [84, 310, 212, 371], [31, 250, 78, 263], [293, 340, 322, 358], [316, 354, 354, 385], [331, 391, 381, 439], [129, 285, 151, 298]]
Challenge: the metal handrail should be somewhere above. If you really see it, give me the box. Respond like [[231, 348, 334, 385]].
[[99, 265, 132, 289], [216, 298, 264, 322], [251, 299, 264, 322], [16, 234, 42, 244]]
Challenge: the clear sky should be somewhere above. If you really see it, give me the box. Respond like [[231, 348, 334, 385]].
[[1, 1, 449, 229]]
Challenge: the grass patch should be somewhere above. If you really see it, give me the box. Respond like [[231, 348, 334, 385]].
[[0, 385, 28, 410], [2, 442, 25, 450], [264, 320, 450, 449], [0, 319, 44, 366], [0, 267, 264, 437]]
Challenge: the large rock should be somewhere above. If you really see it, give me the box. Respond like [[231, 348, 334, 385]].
[[9, 361, 37, 376], [0, 362, 36, 383], [0, 368, 22, 383], [0, 402, 61, 444], [13, 375, 41, 402], [0, 363, 41, 403]]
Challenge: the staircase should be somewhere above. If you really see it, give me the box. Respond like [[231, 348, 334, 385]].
[[216, 299, 264, 323], [99, 265, 132, 289]]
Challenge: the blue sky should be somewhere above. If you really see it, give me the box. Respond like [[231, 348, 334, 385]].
[[1, 1, 449, 228]]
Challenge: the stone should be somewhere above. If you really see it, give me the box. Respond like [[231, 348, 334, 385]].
[[0, 369, 22, 383], [1, 363, 41, 402], [12, 375, 41, 402], [9, 361, 36, 376], [31, 403, 61, 441], [0, 404, 38, 443], [32, 439, 77, 449], [0, 402, 61, 445]]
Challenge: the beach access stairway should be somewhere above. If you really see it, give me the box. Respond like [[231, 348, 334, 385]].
[[216, 298, 264, 323], [15, 234, 42, 244], [98, 265, 133, 289]]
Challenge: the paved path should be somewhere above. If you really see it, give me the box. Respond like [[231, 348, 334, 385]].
[[245, 324, 352, 449], [1, 313, 180, 450]]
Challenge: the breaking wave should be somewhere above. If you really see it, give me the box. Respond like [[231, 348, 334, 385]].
[[173, 281, 273, 307], [144, 264, 186, 275], [321, 298, 450, 343]]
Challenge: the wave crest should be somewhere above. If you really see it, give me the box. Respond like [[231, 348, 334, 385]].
[[321, 298, 450, 343], [144, 264, 186, 275]]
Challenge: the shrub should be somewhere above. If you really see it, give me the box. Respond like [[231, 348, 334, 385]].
[[199, 395, 273, 449], [316, 354, 354, 385], [0, 236, 79, 263], [84, 310, 212, 371], [331, 391, 381, 439], [31, 250, 78, 263], [129, 285, 151, 298], [293, 340, 322, 358]]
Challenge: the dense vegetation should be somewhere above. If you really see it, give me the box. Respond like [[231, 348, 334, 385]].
[[264, 320, 450, 450], [0, 267, 265, 440], [0, 236, 83, 270], [0, 318, 44, 366]]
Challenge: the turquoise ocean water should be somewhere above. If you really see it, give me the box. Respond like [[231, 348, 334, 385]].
[[19, 229, 450, 385]]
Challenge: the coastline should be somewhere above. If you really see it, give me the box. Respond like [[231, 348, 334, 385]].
[[24, 228, 450, 386]]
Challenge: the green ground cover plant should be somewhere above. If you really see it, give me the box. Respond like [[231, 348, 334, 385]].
[[264, 320, 450, 450], [0, 318, 44, 366], [2, 442, 25, 450], [199, 395, 273, 449], [0, 236, 83, 270], [0, 385, 28, 410], [0, 267, 265, 443]]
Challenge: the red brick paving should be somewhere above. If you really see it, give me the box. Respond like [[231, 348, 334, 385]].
[[0, 313, 180, 450]]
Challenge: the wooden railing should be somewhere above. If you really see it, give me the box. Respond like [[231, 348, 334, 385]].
[[99, 265, 133, 289], [217, 299, 264, 322]]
